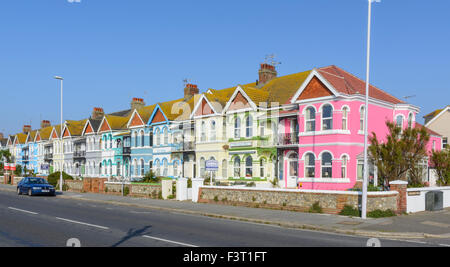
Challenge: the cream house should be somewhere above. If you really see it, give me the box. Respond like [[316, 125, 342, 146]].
[[424, 105, 450, 149]]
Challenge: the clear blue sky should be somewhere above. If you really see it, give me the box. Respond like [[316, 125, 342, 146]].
[[1, 0, 449, 136]]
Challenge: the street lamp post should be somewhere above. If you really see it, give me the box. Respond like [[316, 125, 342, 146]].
[[54, 76, 64, 192], [362, 0, 377, 219]]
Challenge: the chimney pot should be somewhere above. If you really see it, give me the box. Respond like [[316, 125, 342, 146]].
[[258, 63, 277, 87], [23, 125, 32, 134], [131, 97, 146, 110], [184, 84, 199, 100], [40, 120, 51, 129]]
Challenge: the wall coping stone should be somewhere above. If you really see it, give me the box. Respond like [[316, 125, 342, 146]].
[[200, 186, 398, 196], [407, 186, 450, 192]]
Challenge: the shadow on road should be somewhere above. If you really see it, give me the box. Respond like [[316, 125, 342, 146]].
[[111, 226, 152, 247]]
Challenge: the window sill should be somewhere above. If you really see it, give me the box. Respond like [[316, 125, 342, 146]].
[[300, 130, 351, 137], [297, 178, 351, 183]]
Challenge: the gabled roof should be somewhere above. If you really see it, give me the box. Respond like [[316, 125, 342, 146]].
[[127, 104, 158, 128], [424, 105, 450, 126], [99, 114, 131, 133], [415, 122, 442, 137], [82, 118, 102, 136], [158, 97, 196, 122], [26, 131, 37, 143], [37, 126, 54, 141], [63, 119, 88, 138], [15, 133, 28, 145], [317, 65, 405, 104]]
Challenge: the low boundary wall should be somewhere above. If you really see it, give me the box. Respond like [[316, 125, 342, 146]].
[[198, 186, 399, 214], [407, 186, 450, 213]]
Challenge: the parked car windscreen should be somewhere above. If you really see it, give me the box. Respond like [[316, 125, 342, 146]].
[[26, 178, 47, 184]]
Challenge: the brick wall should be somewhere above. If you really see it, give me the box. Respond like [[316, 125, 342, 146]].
[[198, 186, 398, 214]]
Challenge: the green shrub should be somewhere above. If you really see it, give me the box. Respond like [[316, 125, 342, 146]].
[[104, 187, 108, 193], [142, 171, 160, 184], [158, 191, 163, 199], [47, 172, 73, 187], [367, 209, 396, 218], [214, 195, 219, 202], [246, 182, 256, 187], [309, 202, 323, 213], [123, 186, 130, 196], [339, 205, 361, 217], [167, 194, 175, 199], [62, 184, 69, 191]]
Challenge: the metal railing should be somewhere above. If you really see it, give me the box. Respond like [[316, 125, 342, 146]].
[[278, 133, 299, 146]]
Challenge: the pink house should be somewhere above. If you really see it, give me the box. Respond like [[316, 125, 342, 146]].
[[278, 65, 442, 190]]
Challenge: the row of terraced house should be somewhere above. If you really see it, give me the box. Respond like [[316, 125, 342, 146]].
[[1, 63, 443, 190]]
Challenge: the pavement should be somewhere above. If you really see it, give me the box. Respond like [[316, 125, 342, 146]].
[[1, 183, 449, 245]]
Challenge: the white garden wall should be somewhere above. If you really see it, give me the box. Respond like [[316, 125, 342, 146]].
[[407, 186, 450, 213]]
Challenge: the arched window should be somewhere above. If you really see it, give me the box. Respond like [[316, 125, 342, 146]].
[[260, 121, 265, 137], [342, 106, 349, 130], [163, 159, 168, 176], [201, 121, 206, 142], [154, 159, 160, 176], [163, 128, 168, 145], [233, 157, 241, 178], [109, 135, 113, 149], [222, 159, 227, 179], [133, 131, 138, 147], [173, 161, 179, 177], [408, 113, 414, 129], [108, 160, 112, 176], [246, 116, 253, 137], [396, 115, 403, 129], [305, 153, 315, 178], [360, 106, 365, 131], [155, 128, 161, 146], [149, 131, 153, 147], [141, 130, 145, 147], [260, 158, 266, 178], [322, 104, 333, 130], [200, 157, 206, 178], [210, 120, 216, 141], [140, 159, 145, 176], [341, 155, 348, 178], [117, 161, 121, 176], [321, 152, 332, 178], [305, 107, 316, 132], [234, 117, 241, 138], [245, 156, 253, 177], [133, 159, 138, 177]]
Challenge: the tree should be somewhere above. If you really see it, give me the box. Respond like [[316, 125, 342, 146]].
[[369, 121, 430, 187], [0, 150, 11, 163], [431, 148, 450, 186]]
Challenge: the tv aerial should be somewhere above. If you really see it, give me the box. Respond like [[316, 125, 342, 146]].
[[265, 54, 281, 67]]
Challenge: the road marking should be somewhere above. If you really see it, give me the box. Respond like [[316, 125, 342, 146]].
[[8, 207, 38, 215], [142, 235, 198, 247], [421, 221, 450, 228], [55, 217, 109, 230], [439, 243, 450, 247]]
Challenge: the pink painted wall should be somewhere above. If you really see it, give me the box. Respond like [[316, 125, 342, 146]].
[[280, 98, 436, 191]]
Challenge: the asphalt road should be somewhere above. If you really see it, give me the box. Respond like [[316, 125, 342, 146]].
[[0, 190, 444, 247]]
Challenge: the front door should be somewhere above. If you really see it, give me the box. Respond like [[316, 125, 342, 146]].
[[286, 152, 298, 188]]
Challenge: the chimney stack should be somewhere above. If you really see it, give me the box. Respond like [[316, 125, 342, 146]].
[[184, 84, 199, 100], [258, 63, 277, 87], [0, 133, 3, 139], [92, 107, 105, 120], [40, 120, 51, 129], [23, 125, 32, 134], [131, 98, 145, 110]]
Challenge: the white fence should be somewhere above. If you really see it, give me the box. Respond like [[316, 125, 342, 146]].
[[407, 186, 450, 213]]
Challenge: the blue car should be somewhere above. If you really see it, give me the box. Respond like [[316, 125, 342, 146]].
[[17, 177, 56, 196]]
